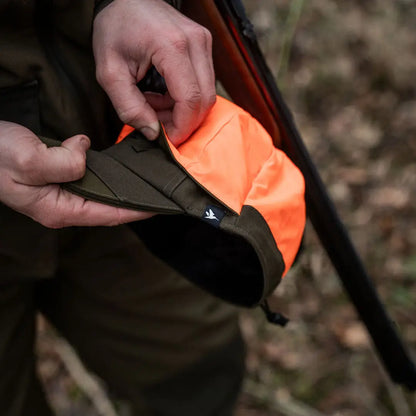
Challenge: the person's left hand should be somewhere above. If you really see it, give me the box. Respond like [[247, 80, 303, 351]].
[[0, 122, 153, 228], [93, 0, 216, 146]]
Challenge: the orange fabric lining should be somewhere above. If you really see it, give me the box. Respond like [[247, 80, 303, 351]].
[[117, 124, 135, 143], [165, 96, 273, 214], [244, 149, 305, 275]]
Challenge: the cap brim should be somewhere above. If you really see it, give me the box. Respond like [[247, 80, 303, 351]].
[[40, 135, 184, 215]]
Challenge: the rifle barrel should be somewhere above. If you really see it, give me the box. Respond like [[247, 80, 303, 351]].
[[212, 0, 416, 390]]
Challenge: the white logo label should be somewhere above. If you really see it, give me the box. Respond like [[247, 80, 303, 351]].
[[204, 209, 219, 221]]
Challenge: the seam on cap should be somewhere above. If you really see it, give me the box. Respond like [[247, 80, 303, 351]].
[[162, 172, 187, 197], [181, 112, 275, 212], [241, 146, 275, 209], [161, 128, 240, 215], [174, 113, 237, 171]]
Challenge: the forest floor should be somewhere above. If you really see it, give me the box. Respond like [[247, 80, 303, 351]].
[[37, 1, 416, 415]]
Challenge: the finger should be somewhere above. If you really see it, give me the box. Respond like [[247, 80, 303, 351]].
[[96, 58, 160, 140], [156, 110, 173, 127], [12, 134, 90, 185], [187, 27, 216, 122], [25, 185, 154, 228], [144, 93, 175, 139], [143, 92, 175, 111], [153, 41, 202, 143]]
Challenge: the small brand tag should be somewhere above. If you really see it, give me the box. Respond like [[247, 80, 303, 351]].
[[202, 205, 226, 228]]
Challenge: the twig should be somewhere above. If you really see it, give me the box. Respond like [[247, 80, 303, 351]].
[[374, 347, 413, 416], [53, 338, 119, 416], [277, 0, 306, 89]]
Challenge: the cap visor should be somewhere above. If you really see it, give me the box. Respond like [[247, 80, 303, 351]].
[[39, 136, 183, 214], [66, 148, 184, 214]]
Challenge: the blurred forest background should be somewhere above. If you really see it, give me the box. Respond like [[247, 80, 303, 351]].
[[37, 0, 416, 415]]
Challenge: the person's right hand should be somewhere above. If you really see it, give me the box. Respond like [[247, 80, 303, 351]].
[[93, 0, 216, 146], [0, 121, 153, 228]]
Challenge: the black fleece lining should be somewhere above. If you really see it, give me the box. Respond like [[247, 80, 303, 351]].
[[130, 214, 264, 307]]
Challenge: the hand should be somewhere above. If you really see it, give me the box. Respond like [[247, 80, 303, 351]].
[[0, 122, 153, 228], [93, 0, 216, 145]]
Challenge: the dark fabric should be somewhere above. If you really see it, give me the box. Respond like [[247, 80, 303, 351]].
[[0, 81, 41, 134], [94, 0, 114, 16], [132, 204, 284, 307], [38, 226, 241, 415], [131, 214, 264, 307], [0, 226, 243, 416], [0, 283, 53, 416], [0, 0, 120, 148], [0, 204, 57, 282], [142, 332, 246, 416]]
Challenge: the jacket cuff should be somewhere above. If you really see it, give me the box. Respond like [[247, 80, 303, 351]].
[[94, 0, 114, 16], [165, 0, 182, 9]]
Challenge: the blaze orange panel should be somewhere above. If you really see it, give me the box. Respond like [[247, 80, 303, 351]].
[[165, 96, 274, 214], [117, 124, 135, 143], [244, 150, 305, 275]]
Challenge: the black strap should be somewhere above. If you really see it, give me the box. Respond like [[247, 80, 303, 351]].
[[260, 300, 289, 327]]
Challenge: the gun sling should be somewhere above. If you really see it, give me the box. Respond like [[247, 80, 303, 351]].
[[181, 0, 416, 390]]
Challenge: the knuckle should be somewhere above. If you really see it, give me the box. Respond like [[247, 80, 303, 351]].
[[96, 62, 118, 87], [69, 153, 86, 179], [169, 35, 189, 54], [191, 26, 212, 45], [205, 28, 213, 48], [185, 87, 202, 111], [118, 106, 140, 126], [207, 93, 217, 108]]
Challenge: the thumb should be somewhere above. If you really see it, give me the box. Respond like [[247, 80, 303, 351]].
[[20, 134, 90, 185]]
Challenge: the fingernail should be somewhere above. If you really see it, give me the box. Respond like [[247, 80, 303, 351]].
[[79, 135, 90, 149], [140, 123, 160, 141]]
